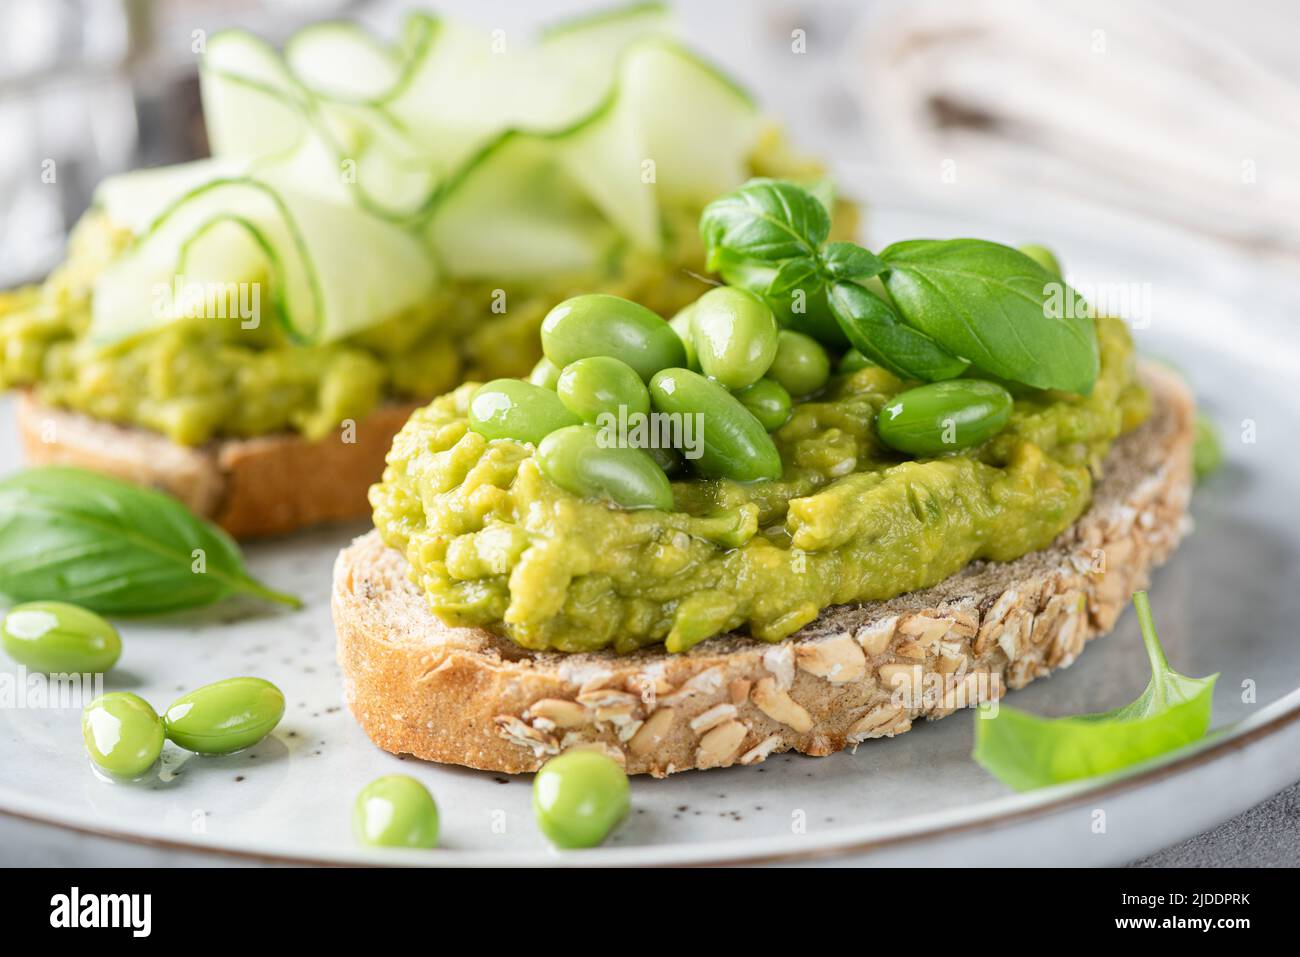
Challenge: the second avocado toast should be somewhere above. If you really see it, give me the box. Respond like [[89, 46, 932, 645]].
[[1, 3, 853, 537]]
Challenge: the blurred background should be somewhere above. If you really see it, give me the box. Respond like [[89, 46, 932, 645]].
[[3, 0, 1298, 289]]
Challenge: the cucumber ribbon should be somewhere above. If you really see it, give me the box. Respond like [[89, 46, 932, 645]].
[[90, 4, 762, 346]]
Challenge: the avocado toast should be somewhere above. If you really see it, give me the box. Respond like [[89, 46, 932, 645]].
[[335, 359, 1191, 775], [2, 4, 850, 537], [332, 179, 1196, 774]]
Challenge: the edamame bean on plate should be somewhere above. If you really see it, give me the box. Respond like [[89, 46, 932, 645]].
[[2, 601, 120, 674]]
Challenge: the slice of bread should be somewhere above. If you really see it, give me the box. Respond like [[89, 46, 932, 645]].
[[16, 393, 420, 539], [332, 362, 1195, 776]]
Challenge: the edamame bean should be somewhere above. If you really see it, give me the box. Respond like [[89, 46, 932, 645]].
[[692, 286, 779, 389], [537, 425, 674, 511], [668, 304, 698, 369], [82, 692, 164, 778], [1018, 243, 1062, 277], [734, 378, 792, 431], [645, 443, 684, 477], [163, 677, 285, 754], [649, 368, 782, 482], [353, 775, 440, 849], [541, 294, 685, 381], [469, 379, 580, 445], [767, 329, 830, 397], [556, 356, 650, 423], [876, 380, 1014, 457], [528, 356, 562, 389], [718, 255, 849, 348], [838, 348, 873, 373], [532, 750, 629, 849], [2, 601, 120, 674]]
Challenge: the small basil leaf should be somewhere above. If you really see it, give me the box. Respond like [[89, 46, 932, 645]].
[[767, 256, 821, 297], [700, 178, 830, 269], [820, 241, 884, 280], [828, 281, 968, 382], [880, 239, 1100, 394], [973, 592, 1217, 791], [0, 467, 300, 615]]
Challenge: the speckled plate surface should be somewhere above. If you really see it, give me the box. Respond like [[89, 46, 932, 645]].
[[2, 191, 1300, 866]]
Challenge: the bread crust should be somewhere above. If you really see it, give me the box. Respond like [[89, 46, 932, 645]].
[[333, 363, 1196, 776], [16, 393, 420, 539]]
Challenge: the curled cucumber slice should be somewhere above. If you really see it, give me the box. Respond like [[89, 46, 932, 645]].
[[90, 177, 436, 346]]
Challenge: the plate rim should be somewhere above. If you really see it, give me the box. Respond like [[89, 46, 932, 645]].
[[4, 191, 1298, 867], [2, 687, 1297, 867]]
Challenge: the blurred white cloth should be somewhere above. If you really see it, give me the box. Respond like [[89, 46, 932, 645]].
[[850, 0, 1300, 265]]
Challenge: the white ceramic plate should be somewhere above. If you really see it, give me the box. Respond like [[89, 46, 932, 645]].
[[2, 187, 1299, 867]]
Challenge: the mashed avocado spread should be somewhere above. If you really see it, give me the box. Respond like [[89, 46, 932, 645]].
[[0, 134, 841, 446], [370, 316, 1148, 654]]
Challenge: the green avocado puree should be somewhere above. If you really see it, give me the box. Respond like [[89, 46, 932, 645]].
[[370, 316, 1149, 654]]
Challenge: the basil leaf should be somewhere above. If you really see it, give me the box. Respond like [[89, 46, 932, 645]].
[[820, 241, 883, 280], [767, 256, 821, 297], [828, 281, 968, 381], [0, 467, 300, 615], [973, 592, 1217, 791], [879, 239, 1100, 393], [699, 178, 830, 270]]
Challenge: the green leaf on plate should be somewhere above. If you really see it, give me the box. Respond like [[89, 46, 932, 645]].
[[1193, 413, 1224, 481], [0, 467, 301, 615], [972, 591, 1217, 791]]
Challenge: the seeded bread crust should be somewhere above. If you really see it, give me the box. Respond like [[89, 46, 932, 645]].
[[16, 393, 420, 539], [332, 362, 1195, 776]]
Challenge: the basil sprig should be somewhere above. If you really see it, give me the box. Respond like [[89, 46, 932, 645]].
[[699, 179, 1101, 393], [0, 467, 300, 615], [700, 178, 830, 268], [973, 592, 1217, 791]]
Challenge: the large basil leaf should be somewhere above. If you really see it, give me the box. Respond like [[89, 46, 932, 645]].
[[973, 592, 1217, 790], [699, 178, 830, 270], [0, 467, 300, 615], [880, 239, 1100, 393], [828, 281, 968, 381]]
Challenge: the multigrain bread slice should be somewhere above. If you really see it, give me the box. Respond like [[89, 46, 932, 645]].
[[16, 393, 421, 539], [333, 362, 1195, 776]]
